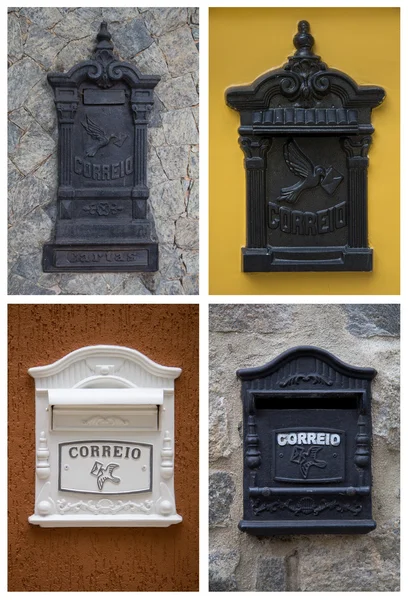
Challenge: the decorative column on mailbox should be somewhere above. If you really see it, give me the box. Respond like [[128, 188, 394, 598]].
[[226, 21, 385, 272], [43, 22, 160, 273], [28, 345, 182, 527], [237, 346, 376, 535]]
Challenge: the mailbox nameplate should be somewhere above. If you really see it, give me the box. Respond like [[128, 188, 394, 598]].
[[273, 427, 345, 483], [59, 440, 153, 495]]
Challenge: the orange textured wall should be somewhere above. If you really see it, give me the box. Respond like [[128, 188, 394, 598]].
[[8, 304, 199, 592]]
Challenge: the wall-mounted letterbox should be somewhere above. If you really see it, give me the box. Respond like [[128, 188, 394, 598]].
[[226, 21, 385, 272], [43, 22, 160, 273], [237, 346, 376, 535], [28, 345, 182, 527]]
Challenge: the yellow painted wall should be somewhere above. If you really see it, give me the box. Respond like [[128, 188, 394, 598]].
[[209, 7, 399, 295]]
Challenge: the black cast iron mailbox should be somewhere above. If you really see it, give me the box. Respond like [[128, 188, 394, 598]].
[[226, 21, 385, 272], [237, 346, 376, 535], [43, 22, 160, 272]]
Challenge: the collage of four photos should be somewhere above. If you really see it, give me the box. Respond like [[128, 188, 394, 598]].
[[7, 4, 400, 594]]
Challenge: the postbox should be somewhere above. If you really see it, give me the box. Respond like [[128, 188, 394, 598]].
[[226, 21, 385, 272], [237, 346, 376, 535], [43, 22, 160, 273], [28, 345, 182, 527]]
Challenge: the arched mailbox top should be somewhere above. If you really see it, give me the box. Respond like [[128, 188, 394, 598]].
[[226, 20, 385, 118], [28, 345, 181, 380], [48, 21, 160, 91], [236, 345, 377, 381]]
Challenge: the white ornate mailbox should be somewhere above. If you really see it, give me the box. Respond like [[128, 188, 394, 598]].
[[28, 345, 182, 527]]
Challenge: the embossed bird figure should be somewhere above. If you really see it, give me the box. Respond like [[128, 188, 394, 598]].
[[278, 139, 343, 204], [90, 461, 121, 491], [81, 116, 128, 157], [290, 445, 327, 479]]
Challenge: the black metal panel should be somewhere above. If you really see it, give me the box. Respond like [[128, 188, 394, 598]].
[[226, 21, 385, 272], [43, 22, 160, 273], [237, 346, 376, 535]]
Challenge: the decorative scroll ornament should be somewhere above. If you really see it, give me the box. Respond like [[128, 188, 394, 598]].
[[279, 373, 333, 388], [89, 21, 118, 89], [252, 496, 363, 517], [57, 498, 153, 515], [281, 21, 330, 105]]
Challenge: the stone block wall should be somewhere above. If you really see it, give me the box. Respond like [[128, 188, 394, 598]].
[[209, 304, 400, 592], [8, 7, 199, 295]]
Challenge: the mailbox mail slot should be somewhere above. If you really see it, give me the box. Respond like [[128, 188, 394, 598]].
[[237, 346, 376, 535], [28, 345, 182, 527]]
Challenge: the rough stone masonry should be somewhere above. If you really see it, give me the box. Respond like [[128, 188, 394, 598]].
[[8, 7, 199, 295], [209, 304, 400, 592]]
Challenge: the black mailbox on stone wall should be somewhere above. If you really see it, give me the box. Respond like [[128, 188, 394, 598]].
[[226, 21, 385, 272], [237, 346, 376, 535], [43, 22, 160, 273]]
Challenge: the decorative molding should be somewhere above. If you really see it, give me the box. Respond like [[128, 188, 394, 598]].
[[160, 431, 174, 479], [245, 413, 261, 470], [252, 496, 363, 517], [342, 136, 372, 159], [354, 414, 370, 469], [36, 431, 50, 479], [279, 373, 334, 388], [57, 498, 153, 515], [156, 482, 175, 517], [28, 345, 182, 380], [35, 481, 56, 516], [237, 346, 377, 381]]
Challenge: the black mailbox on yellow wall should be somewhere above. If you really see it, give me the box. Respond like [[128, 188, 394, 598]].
[[237, 346, 376, 535], [226, 21, 385, 272]]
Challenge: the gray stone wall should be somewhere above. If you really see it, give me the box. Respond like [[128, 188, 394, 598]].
[[8, 7, 199, 295], [209, 304, 400, 592]]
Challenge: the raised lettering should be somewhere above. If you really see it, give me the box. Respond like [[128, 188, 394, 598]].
[[69, 447, 78, 458], [74, 157, 82, 174], [113, 446, 123, 458], [268, 201, 347, 235]]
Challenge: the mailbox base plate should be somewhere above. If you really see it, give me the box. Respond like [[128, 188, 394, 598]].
[[242, 246, 373, 272], [43, 243, 158, 272], [239, 518, 376, 535], [29, 513, 183, 528]]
